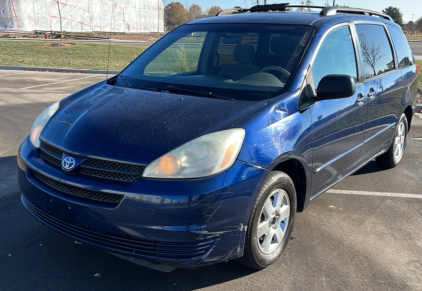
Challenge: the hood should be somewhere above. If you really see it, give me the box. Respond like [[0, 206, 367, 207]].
[[41, 84, 266, 165]]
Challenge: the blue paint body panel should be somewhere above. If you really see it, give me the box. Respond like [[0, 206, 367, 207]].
[[18, 10, 418, 269]]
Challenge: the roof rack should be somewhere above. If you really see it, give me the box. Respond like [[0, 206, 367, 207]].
[[324, 7, 393, 21], [216, 3, 393, 22]]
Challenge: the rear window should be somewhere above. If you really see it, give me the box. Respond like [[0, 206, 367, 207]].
[[387, 25, 414, 68]]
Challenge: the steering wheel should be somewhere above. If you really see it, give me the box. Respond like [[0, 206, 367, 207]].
[[260, 66, 290, 79]]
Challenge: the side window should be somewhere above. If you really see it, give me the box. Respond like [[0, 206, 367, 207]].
[[355, 25, 395, 79], [311, 26, 357, 89], [387, 25, 414, 68]]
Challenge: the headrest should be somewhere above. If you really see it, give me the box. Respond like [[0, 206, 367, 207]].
[[233, 44, 255, 64]]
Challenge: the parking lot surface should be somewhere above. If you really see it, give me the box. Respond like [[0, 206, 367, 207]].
[[409, 41, 422, 56], [1, 70, 421, 291]]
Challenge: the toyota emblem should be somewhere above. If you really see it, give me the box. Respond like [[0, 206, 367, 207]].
[[62, 156, 76, 170]]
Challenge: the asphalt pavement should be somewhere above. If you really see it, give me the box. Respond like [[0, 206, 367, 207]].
[[409, 41, 422, 56], [1, 70, 421, 291]]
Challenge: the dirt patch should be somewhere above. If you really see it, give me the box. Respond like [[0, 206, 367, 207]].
[[49, 43, 76, 48]]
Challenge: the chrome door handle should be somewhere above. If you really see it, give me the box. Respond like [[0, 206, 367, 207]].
[[367, 89, 377, 99], [356, 93, 366, 105]]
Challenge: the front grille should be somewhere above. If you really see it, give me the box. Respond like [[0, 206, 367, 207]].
[[33, 171, 124, 205], [39, 141, 144, 182], [23, 196, 215, 259], [40, 150, 62, 167]]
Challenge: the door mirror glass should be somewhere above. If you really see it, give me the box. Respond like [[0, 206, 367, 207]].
[[316, 74, 356, 101]]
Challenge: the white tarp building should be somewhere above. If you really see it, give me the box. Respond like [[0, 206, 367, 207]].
[[0, 0, 164, 32]]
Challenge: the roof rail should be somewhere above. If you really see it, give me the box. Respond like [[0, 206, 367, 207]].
[[216, 4, 394, 22], [333, 7, 393, 21]]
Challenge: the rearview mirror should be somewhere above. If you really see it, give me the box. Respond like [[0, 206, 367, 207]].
[[223, 35, 242, 44], [316, 74, 356, 101]]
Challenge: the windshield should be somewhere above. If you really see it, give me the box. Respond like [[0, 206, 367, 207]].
[[119, 23, 313, 101]]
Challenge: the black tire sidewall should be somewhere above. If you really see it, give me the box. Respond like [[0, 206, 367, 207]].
[[247, 172, 297, 268]]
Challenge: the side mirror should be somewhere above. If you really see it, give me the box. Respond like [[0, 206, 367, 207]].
[[316, 74, 356, 101]]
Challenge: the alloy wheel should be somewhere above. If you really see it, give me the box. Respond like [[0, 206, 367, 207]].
[[393, 121, 406, 164], [257, 189, 290, 254]]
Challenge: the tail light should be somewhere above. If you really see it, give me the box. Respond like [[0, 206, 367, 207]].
[[417, 64, 420, 76]]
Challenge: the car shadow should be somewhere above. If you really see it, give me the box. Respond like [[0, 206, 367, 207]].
[[351, 160, 388, 176], [0, 155, 19, 197]]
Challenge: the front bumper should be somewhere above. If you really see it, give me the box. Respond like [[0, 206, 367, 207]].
[[18, 137, 267, 269]]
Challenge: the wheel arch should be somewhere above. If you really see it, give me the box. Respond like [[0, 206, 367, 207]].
[[404, 105, 413, 130], [271, 159, 308, 212]]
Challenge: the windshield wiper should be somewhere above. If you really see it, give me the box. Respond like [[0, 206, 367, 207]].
[[152, 85, 235, 101], [118, 74, 132, 88]]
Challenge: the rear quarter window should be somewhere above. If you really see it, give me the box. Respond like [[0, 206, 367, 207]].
[[387, 25, 414, 68]]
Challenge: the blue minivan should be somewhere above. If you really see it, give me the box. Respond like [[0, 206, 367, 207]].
[[18, 4, 419, 271]]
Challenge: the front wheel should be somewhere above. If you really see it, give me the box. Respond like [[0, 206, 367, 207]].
[[238, 171, 297, 269], [376, 113, 408, 168]]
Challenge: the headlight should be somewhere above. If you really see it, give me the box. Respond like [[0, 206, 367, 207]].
[[30, 102, 60, 148], [143, 129, 246, 179]]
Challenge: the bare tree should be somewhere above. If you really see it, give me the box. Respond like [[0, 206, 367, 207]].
[[55, 0, 64, 44], [359, 34, 384, 78], [87, 0, 94, 32], [296, 0, 313, 11]]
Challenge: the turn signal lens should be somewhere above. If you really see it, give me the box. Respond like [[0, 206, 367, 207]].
[[30, 125, 44, 148], [220, 143, 237, 169], [158, 154, 181, 175]]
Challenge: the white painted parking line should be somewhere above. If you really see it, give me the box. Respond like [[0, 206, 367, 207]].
[[326, 189, 422, 199], [21, 75, 100, 90], [0, 71, 34, 77]]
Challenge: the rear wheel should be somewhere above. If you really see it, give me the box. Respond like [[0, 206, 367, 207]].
[[238, 171, 296, 269], [376, 113, 408, 168]]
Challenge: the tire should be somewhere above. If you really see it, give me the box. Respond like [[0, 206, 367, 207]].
[[238, 171, 297, 269], [376, 113, 408, 168]]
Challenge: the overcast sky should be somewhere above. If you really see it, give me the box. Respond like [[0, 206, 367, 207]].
[[178, 0, 420, 23]]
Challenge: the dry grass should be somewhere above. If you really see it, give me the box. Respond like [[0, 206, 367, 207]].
[[173, 45, 192, 73], [406, 36, 422, 41], [0, 40, 146, 71]]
